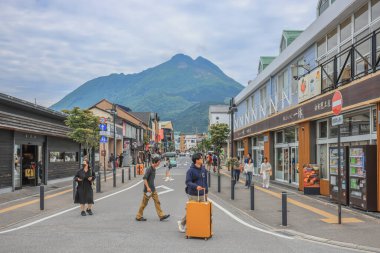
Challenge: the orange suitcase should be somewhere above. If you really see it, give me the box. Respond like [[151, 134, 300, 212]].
[[185, 191, 212, 240]]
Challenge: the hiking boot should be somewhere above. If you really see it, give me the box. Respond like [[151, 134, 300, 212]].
[[81, 211, 86, 216], [160, 214, 170, 221], [136, 217, 147, 221], [86, 209, 93, 215]]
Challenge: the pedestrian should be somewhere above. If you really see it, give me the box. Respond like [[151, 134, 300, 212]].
[[136, 155, 170, 222], [74, 160, 96, 216], [119, 153, 124, 167], [244, 157, 254, 188], [233, 156, 242, 182], [260, 157, 272, 189], [212, 154, 218, 173], [244, 153, 252, 185], [108, 153, 115, 170], [206, 153, 212, 172], [164, 157, 173, 181], [178, 152, 208, 233]]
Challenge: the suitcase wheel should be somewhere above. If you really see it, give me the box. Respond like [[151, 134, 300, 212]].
[[185, 236, 189, 239]]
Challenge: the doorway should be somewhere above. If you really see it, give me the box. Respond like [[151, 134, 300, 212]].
[[20, 145, 43, 187]]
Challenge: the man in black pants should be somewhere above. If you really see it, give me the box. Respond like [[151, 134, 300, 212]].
[[136, 155, 170, 222]]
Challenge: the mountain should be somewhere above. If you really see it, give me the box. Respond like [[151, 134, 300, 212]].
[[51, 54, 244, 133]]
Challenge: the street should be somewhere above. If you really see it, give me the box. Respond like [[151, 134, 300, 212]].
[[0, 157, 366, 253]]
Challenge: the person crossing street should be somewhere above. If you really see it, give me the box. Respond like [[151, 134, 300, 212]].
[[136, 155, 170, 222]]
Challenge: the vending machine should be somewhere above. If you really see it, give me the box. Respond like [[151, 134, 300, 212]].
[[329, 147, 349, 205], [348, 145, 377, 211]]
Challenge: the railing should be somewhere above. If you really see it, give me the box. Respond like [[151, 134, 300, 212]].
[[319, 28, 380, 93]]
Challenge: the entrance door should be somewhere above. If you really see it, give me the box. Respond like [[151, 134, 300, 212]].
[[21, 145, 43, 187], [291, 147, 299, 184], [283, 148, 290, 182]]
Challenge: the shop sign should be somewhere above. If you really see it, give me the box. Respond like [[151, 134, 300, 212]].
[[332, 115, 343, 126], [298, 68, 321, 103]]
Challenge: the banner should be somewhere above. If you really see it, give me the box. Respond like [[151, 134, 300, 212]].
[[298, 68, 321, 103]]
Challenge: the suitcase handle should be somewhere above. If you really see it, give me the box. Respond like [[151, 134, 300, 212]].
[[197, 188, 206, 202]]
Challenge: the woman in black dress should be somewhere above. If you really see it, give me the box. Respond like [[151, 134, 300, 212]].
[[74, 160, 96, 216]]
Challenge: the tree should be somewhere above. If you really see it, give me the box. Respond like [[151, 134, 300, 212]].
[[209, 123, 230, 155], [62, 107, 100, 161]]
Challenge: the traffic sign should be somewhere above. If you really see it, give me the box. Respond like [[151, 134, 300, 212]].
[[332, 115, 343, 126], [99, 123, 107, 131], [99, 117, 107, 124], [100, 136, 108, 143], [332, 91, 343, 116]]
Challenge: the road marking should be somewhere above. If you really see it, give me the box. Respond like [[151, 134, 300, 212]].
[[219, 171, 362, 224], [208, 197, 293, 240], [0, 189, 72, 215], [0, 180, 143, 234], [156, 185, 174, 195]]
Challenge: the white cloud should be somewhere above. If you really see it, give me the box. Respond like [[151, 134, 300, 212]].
[[0, 0, 316, 106]]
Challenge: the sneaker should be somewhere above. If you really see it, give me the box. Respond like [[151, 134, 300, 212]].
[[169, 177, 174, 181], [86, 209, 93, 215], [164, 177, 170, 182], [136, 217, 147, 221], [160, 214, 170, 221], [177, 221, 185, 233], [81, 211, 86, 216]]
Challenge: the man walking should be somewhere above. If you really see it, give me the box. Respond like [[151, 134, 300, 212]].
[[136, 155, 170, 221], [178, 153, 208, 232]]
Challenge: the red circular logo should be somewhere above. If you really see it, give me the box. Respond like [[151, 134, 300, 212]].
[[332, 91, 343, 116]]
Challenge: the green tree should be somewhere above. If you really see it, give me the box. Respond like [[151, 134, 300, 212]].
[[62, 107, 100, 160], [209, 123, 230, 155]]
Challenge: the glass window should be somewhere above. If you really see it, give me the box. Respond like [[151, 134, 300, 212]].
[[317, 38, 327, 58], [340, 18, 352, 42], [319, 121, 328, 138], [50, 152, 64, 162], [327, 28, 338, 51], [64, 152, 78, 162], [355, 4, 369, 32], [285, 128, 296, 143], [251, 95, 254, 110], [318, 144, 328, 179], [329, 110, 370, 137], [372, 0, 380, 21], [374, 108, 377, 132], [319, 0, 329, 16], [276, 131, 283, 143]]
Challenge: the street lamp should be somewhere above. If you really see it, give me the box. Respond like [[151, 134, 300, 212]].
[[228, 98, 238, 200]]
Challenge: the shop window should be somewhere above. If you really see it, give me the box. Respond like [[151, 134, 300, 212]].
[[319, 121, 328, 138], [318, 144, 328, 179], [276, 131, 283, 144], [50, 152, 64, 162], [284, 128, 296, 143], [355, 4, 369, 32], [372, 0, 380, 21], [65, 152, 78, 162], [340, 18, 352, 43], [329, 110, 370, 137]]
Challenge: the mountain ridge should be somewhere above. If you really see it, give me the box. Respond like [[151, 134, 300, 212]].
[[51, 54, 244, 133]]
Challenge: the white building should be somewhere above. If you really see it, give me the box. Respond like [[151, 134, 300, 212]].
[[208, 105, 230, 128], [184, 134, 197, 151]]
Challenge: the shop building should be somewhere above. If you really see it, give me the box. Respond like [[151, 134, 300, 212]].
[[0, 93, 80, 193], [233, 0, 380, 211]]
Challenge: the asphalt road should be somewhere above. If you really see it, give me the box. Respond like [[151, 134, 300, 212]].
[[0, 157, 366, 253]]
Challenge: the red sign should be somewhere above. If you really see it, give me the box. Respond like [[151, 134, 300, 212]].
[[99, 117, 107, 124], [332, 91, 343, 116]]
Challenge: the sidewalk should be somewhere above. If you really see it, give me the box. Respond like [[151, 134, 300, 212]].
[[208, 168, 380, 252], [0, 167, 143, 230]]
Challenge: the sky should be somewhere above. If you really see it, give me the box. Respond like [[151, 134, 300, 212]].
[[0, 0, 317, 107]]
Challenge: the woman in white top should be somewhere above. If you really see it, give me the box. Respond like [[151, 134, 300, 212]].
[[260, 157, 272, 189], [244, 157, 254, 188]]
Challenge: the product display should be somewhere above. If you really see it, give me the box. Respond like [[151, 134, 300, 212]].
[[348, 145, 377, 211], [329, 147, 349, 205], [303, 164, 320, 195]]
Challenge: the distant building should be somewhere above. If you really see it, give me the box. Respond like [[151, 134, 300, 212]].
[[159, 121, 174, 152], [184, 134, 197, 151], [208, 105, 230, 128]]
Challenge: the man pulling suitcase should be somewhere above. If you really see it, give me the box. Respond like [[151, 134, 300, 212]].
[[178, 153, 211, 239]]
